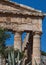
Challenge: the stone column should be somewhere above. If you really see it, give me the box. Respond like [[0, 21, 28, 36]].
[[32, 31, 41, 65], [14, 32, 22, 52]]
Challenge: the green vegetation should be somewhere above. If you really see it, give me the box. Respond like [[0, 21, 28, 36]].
[[5, 47, 24, 65], [15, 49, 24, 60], [0, 28, 46, 65], [41, 51, 46, 56], [0, 28, 11, 65], [0, 28, 24, 65], [0, 28, 11, 56]]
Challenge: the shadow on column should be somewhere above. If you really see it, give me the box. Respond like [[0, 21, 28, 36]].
[[25, 31, 33, 65]]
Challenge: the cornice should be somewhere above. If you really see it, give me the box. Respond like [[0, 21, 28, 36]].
[[0, 0, 45, 18]]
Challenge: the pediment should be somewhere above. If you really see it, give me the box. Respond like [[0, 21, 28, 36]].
[[0, 0, 19, 12], [0, 0, 45, 17], [0, 0, 45, 32]]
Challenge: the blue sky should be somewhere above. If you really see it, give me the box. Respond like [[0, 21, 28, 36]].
[[6, 0, 46, 52]]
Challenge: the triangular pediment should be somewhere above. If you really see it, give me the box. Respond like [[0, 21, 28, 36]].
[[0, 0, 45, 16], [0, 0, 46, 33], [0, 0, 20, 12]]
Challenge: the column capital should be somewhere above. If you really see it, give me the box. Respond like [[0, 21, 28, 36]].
[[33, 31, 42, 36], [13, 31, 22, 34]]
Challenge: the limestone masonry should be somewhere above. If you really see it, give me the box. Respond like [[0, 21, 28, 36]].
[[0, 0, 46, 65]]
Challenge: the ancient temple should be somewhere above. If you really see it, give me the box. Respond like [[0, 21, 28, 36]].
[[0, 0, 46, 65]]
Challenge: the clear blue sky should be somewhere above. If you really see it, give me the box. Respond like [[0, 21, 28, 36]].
[[6, 0, 46, 52]]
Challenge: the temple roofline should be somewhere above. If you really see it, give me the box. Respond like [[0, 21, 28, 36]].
[[0, 0, 46, 17], [0, 0, 44, 12], [9, 0, 42, 13]]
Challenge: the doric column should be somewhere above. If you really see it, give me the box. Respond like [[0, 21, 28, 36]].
[[32, 31, 41, 65], [14, 32, 22, 52]]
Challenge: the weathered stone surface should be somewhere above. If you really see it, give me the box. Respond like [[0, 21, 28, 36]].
[[0, 0, 45, 16], [0, 2, 19, 11], [32, 32, 41, 65], [14, 32, 22, 52], [0, 17, 42, 32], [0, 0, 45, 65]]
